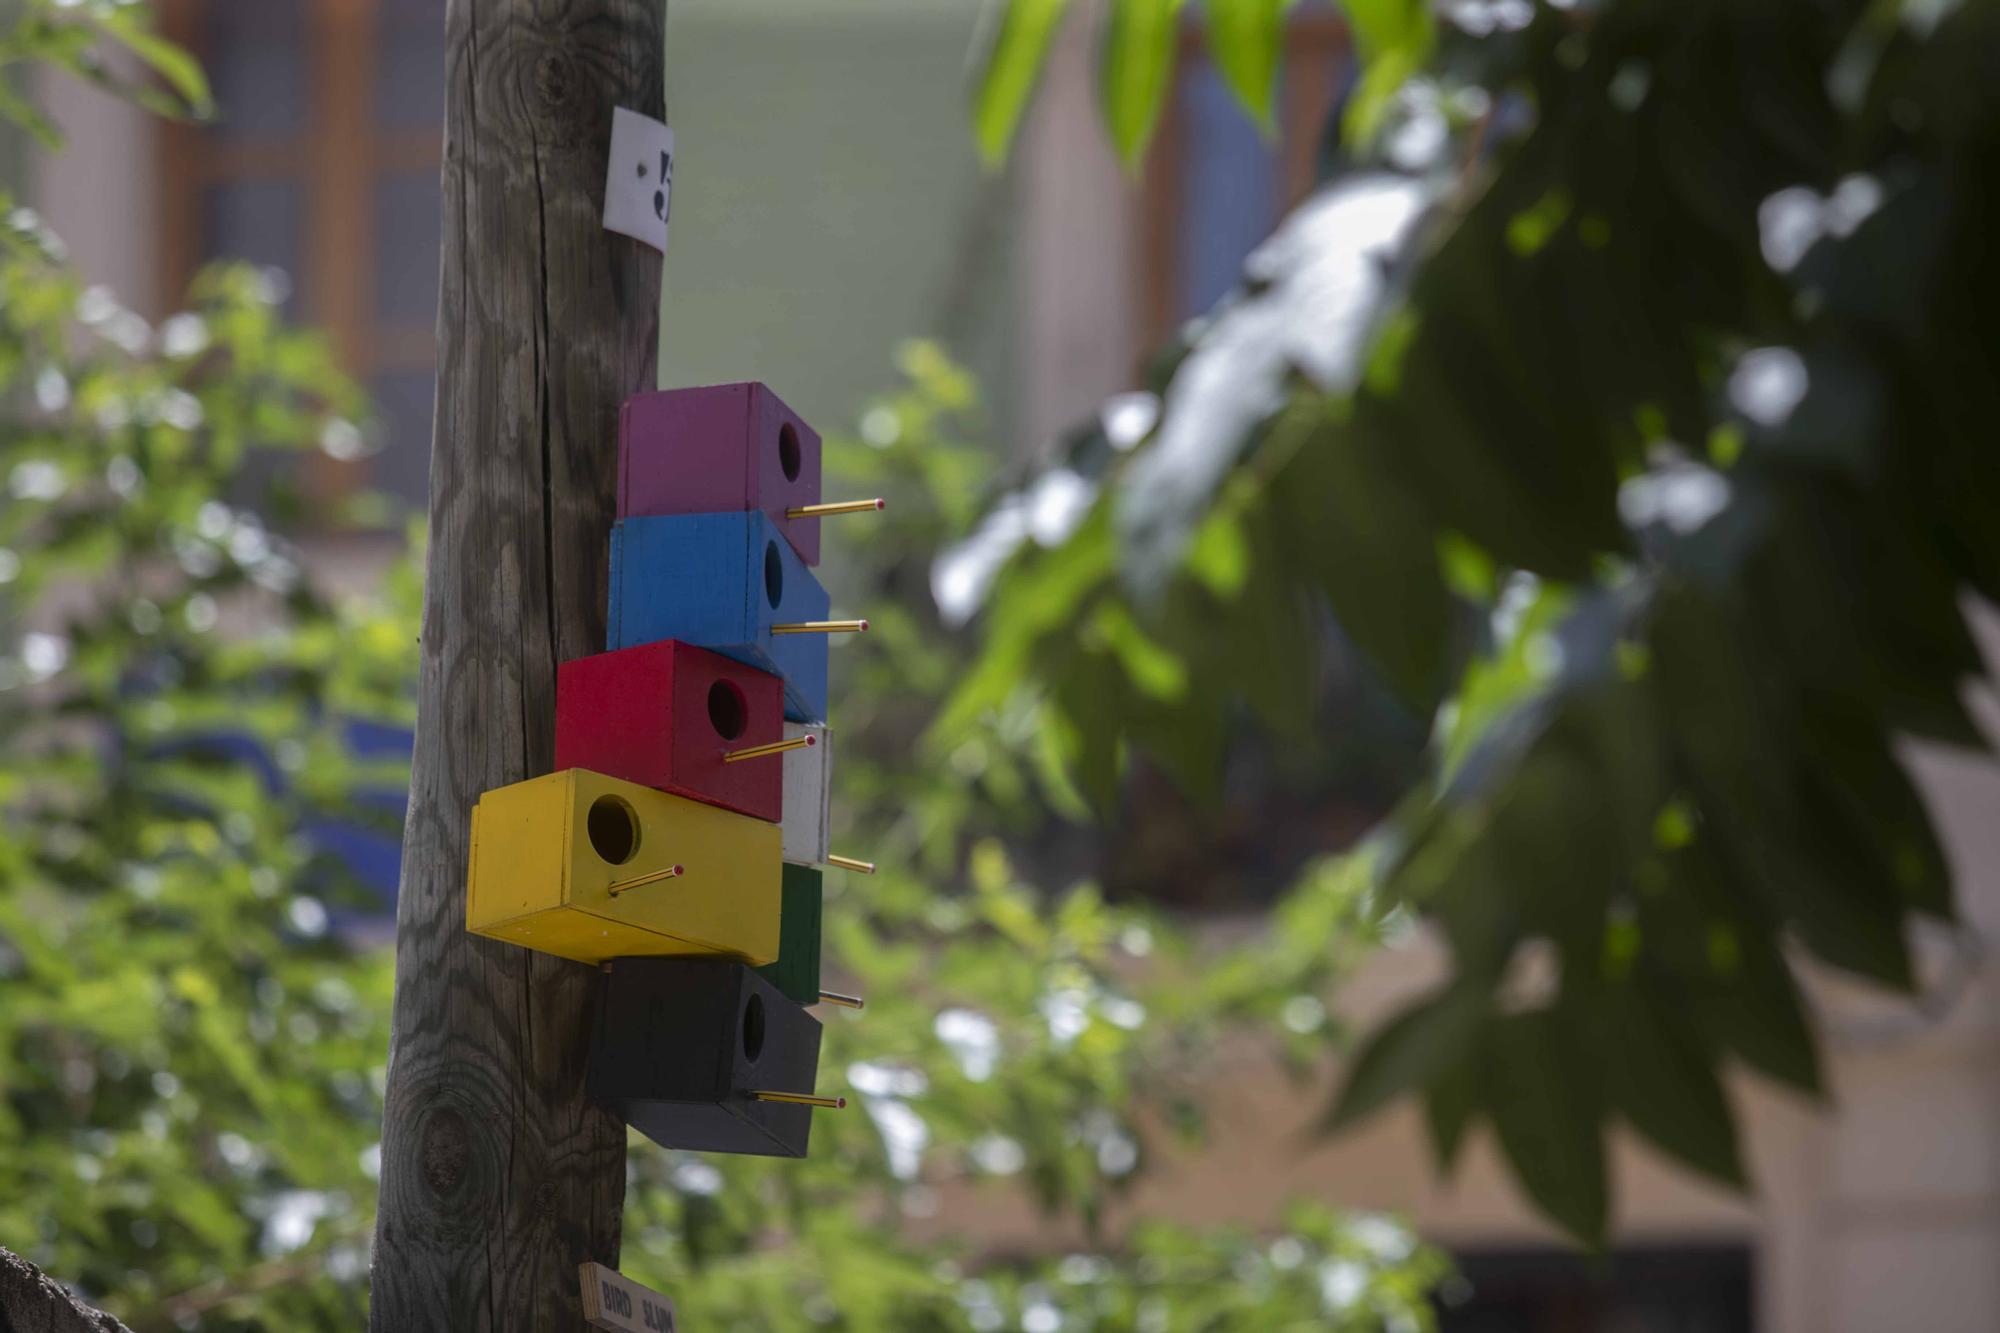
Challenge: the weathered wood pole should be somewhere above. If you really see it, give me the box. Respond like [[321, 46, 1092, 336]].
[[0, 1246, 133, 1332], [371, 3, 664, 1328]]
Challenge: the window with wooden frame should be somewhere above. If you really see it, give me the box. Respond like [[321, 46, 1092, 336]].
[[1137, 10, 1354, 351], [156, 0, 447, 508]]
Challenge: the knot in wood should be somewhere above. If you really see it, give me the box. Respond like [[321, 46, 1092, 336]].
[[534, 50, 575, 112], [422, 1106, 474, 1197], [527, 47, 602, 149]]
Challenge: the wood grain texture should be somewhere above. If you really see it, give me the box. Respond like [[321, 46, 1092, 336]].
[[369, 2, 664, 1328], [0, 1246, 133, 1333]]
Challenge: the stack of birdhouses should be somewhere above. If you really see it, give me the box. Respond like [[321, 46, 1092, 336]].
[[464, 381, 876, 1159]]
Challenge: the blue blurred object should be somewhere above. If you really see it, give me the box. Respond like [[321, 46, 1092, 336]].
[[319, 717, 411, 925], [1177, 62, 1279, 321], [149, 716, 412, 928]]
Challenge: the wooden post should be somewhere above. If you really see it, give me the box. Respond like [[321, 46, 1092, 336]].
[[0, 1246, 134, 1333], [370, 3, 664, 1329]]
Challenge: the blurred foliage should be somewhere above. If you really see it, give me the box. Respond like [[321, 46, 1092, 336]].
[[0, 190, 414, 1328], [957, 0, 2000, 1244], [0, 12, 1450, 1332], [971, 0, 1434, 163], [0, 0, 211, 146]]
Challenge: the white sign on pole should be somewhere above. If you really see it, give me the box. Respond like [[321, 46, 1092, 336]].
[[603, 107, 674, 254]]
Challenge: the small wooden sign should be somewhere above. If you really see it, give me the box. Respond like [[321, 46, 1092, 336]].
[[581, 1262, 679, 1332]]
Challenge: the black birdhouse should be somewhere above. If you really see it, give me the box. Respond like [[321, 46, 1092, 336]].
[[588, 957, 826, 1159]]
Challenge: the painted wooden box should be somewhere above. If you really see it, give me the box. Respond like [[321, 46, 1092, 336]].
[[608, 511, 835, 723], [781, 721, 832, 867], [466, 768, 780, 966], [589, 957, 824, 1159], [555, 639, 786, 823], [618, 381, 824, 566], [754, 865, 823, 1006]]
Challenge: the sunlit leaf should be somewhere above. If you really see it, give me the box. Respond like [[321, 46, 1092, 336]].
[[1206, 0, 1290, 129], [1117, 172, 1435, 593], [92, 14, 215, 119], [970, 0, 1074, 165], [1338, 0, 1433, 145], [1100, 0, 1185, 165]]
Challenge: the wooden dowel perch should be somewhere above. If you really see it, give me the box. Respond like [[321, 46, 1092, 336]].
[[787, 498, 886, 518], [771, 619, 868, 635], [721, 734, 815, 763]]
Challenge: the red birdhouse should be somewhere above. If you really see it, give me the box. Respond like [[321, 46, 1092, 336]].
[[555, 639, 786, 822]]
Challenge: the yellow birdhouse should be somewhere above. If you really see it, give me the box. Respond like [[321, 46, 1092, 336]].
[[467, 768, 780, 965]]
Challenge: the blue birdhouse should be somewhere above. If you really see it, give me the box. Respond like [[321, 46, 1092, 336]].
[[608, 510, 844, 722]]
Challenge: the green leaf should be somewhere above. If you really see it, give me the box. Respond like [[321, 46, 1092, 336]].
[[94, 14, 215, 119], [1607, 977, 1747, 1188], [1651, 587, 1916, 991], [1327, 984, 1486, 1129], [1387, 802, 1523, 984], [1481, 1009, 1608, 1246], [1100, 0, 1184, 165], [1268, 409, 1450, 714], [1338, 0, 1433, 145], [1049, 646, 1130, 810], [0, 74, 62, 147], [1751, 803, 1917, 991], [1206, 0, 1290, 129], [1800, 714, 1954, 922], [1087, 601, 1187, 701], [1341, 0, 1431, 54], [1702, 925, 1824, 1098], [1214, 511, 1318, 731], [1635, 832, 1827, 1099], [970, 0, 1074, 165], [1424, 1052, 1481, 1174]]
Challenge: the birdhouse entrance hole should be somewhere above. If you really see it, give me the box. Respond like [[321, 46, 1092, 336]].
[[587, 795, 640, 865], [763, 541, 784, 607], [742, 993, 766, 1062], [778, 422, 801, 482], [707, 679, 748, 740]]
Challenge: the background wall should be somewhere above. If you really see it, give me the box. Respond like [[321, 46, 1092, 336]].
[[25, 0, 1024, 504], [657, 0, 1019, 451]]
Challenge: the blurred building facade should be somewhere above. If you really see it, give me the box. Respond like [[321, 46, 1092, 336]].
[[23, 3, 2000, 1331]]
